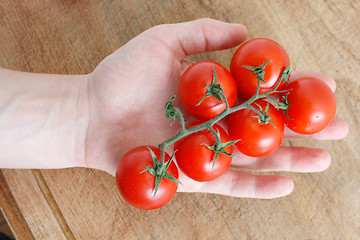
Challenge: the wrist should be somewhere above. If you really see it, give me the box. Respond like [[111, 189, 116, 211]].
[[0, 69, 90, 169], [65, 73, 90, 168]]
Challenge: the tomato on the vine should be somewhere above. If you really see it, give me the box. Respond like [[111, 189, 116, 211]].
[[280, 77, 336, 134], [230, 38, 290, 98], [174, 121, 233, 182], [227, 100, 284, 157], [116, 146, 179, 210], [178, 61, 237, 120]]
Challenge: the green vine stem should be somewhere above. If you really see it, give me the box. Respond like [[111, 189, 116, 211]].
[[159, 65, 291, 165], [216, 89, 229, 110], [208, 127, 221, 151]]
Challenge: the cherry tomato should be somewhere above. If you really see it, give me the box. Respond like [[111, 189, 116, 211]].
[[116, 146, 179, 210], [174, 121, 233, 182], [178, 61, 237, 120], [230, 38, 290, 98], [227, 100, 284, 157], [281, 77, 336, 134]]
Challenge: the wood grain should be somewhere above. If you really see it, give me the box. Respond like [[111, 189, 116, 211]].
[[0, 0, 359, 239], [31, 170, 76, 240], [1, 169, 66, 239], [0, 171, 35, 240]]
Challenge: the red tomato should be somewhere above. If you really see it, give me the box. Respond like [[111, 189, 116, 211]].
[[178, 61, 237, 120], [116, 146, 179, 210], [227, 100, 284, 157], [230, 38, 290, 98], [174, 121, 233, 182], [280, 77, 336, 134]]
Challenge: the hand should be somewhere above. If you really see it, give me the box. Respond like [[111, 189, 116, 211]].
[[178, 70, 348, 198], [85, 18, 348, 199]]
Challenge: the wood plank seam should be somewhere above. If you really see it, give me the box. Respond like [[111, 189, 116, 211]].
[[0, 170, 35, 240], [31, 170, 77, 240]]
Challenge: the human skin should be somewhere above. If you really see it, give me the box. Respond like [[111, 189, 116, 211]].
[[0, 19, 348, 199]]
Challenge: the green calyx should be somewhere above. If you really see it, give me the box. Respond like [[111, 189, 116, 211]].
[[165, 96, 181, 125], [251, 102, 276, 128], [140, 147, 182, 198], [165, 96, 186, 131], [277, 92, 293, 119], [242, 60, 271, 83], [196, 68, 224, 106], [280, 66, 291, 84], [202, 129, 239, 168]]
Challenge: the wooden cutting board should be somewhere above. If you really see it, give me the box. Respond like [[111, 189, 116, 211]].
[[0, 1, 359, 239]]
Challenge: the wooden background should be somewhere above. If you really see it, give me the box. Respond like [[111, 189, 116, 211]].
[[0, 0, 359, 239]]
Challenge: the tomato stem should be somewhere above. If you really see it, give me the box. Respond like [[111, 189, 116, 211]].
[[145, 62, 292, 197], [196, 68, 224, 106], [249, 102, 275, 126], [142, 147, 181, 197], [157, 63, 291, 169], [159, 147, 166, 167], [278, 92, 293, 119], [247, 104, 261, 116], [165, 96, 186, 132], [175, 108, 186, 132], [216, 89, 229, 110], [242, 60, 271, 84], [209, 127, 221, 150]]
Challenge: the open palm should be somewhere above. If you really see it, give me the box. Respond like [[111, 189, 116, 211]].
[[85, 19, 348, 199]]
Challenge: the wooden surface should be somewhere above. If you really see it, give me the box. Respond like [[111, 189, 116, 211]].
[[0, 1, 359, 239], [0, 211, 14, 238]]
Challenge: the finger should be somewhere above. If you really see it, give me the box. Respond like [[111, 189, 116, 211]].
[[178, 170, 294, 199], [289, 71, 336, 92], [231, 146, 331, 173], [147, 18, 248, 59], [180, 59, 194, 74], [284, 117, 349, 140]]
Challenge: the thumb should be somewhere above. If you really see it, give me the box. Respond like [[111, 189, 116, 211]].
[[143, 18, 248, 59]]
